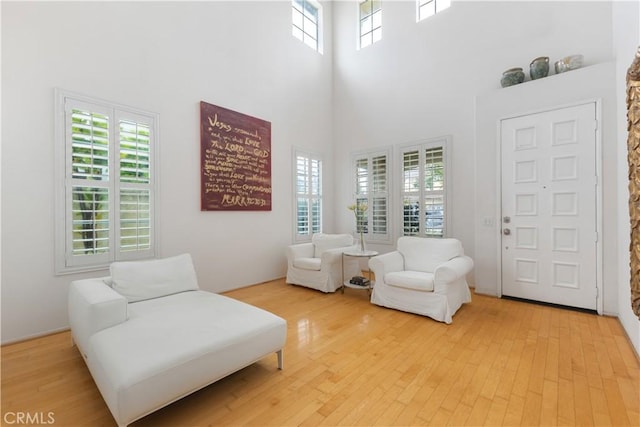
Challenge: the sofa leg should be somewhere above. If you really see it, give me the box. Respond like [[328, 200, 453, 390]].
[[276, 350, 283, 370]]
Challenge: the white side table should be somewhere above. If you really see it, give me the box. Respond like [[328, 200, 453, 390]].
[[341, 250, 379, 294]]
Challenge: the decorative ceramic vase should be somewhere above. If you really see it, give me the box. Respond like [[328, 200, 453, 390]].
[[530, 56, 549, 79], [554, 54, 584, 74], [500, 67, 525, 88]]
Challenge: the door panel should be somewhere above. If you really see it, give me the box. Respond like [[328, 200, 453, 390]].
[[501, 103, 597, 310]]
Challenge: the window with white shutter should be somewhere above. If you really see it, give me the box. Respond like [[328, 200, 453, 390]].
[[55, 90, 158, 273], [352, 149, 391, 243], [294, 149, 322, 242], [400, 137, 450, 238]]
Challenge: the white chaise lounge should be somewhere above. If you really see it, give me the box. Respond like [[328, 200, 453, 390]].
[[68, 254, 287, 427]]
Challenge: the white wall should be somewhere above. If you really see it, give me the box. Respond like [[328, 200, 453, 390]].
[[331, 1, 614, 278], [1, 1, 334, 343], [613, 0, 640, 355]]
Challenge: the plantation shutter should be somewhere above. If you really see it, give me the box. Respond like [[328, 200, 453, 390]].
[[310, 157, 322, 234], [423, 146, 444, 237], [355, 158, 369, 233], [401, 141, 447, 238], [353, 151, 390, 242], [295, 152, 322, 239], [60, 93, 156, 271], [116, 112, 153, 256], [402, 149, 420, 236], [371, 154, 388, 236], [66, 100, 112, 266], [296, 155, 310, 236]]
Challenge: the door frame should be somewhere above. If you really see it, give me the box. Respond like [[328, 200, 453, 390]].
[[495, 99, 603, 314]]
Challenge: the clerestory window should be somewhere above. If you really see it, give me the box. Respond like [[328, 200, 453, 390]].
[[417, 0, 451, 22], [359, 0, 382, 49], [55, 89, 158, 273], [292, 0, 322, 52]]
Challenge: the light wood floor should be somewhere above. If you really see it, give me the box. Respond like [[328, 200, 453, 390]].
[[2, 279, 639, 426]]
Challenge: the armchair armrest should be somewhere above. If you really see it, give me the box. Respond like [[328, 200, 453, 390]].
[[68, 278, 128, 357], [433, 255, 474, 293], [368, 251, 404, 282], [286, 242, 315, 262]]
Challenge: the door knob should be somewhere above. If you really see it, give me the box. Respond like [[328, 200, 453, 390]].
[[503, 228, 511, 235]]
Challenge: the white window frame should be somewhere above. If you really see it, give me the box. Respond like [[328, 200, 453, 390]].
[[292, 0, 323, 53], [359, 0, 382, 49], [54, 89, 159, 274], [417, 0, 451, 22], [351, 147, 392, 244], [293, 148, 323, 243], [398, 136, 451, 238]]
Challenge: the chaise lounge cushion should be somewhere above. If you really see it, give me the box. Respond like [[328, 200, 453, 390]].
[[86, 290, 286, 426], [110, 253, 199, 302]]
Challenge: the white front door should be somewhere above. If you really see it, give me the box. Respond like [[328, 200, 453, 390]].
[[500, 103, 598, 310]]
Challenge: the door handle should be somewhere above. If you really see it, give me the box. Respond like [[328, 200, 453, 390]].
[[503, 228, 511, 235]]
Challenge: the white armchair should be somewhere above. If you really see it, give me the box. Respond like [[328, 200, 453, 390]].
[[286, 233, 361, 293], [369, 237, 473, 324]]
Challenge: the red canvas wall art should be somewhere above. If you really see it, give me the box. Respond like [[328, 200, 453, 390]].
[[200, 101, 272, 211]]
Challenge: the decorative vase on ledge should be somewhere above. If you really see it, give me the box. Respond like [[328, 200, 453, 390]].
[[554, 54, 584, 74], [530, 56, 549, 80], [359, 231, 366, 252], [500, 67, 525, 88]]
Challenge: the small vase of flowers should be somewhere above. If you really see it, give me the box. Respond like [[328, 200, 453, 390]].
[[347, 202, 368, 252]]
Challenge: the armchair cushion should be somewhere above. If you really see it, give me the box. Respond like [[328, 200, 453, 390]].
[[111, 253, 199, 302], [385, 271, 434, 292], [399, 237, 464, 272], [293, 257, 321, 271], [312, 233, 353, 258]]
